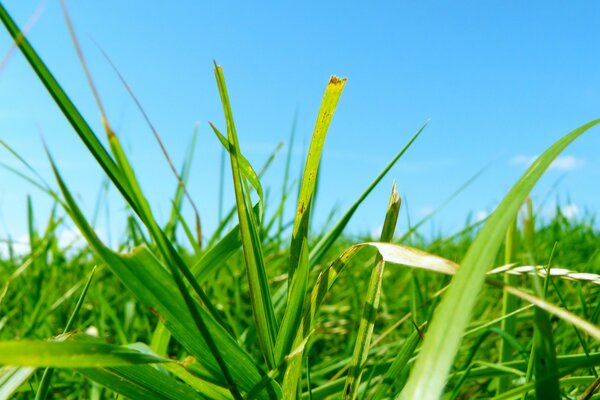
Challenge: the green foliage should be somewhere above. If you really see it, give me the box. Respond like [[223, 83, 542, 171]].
[[1, 4, 600, 399]]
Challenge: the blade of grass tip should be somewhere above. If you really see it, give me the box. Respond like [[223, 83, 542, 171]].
[[275, 75, 346, 369], [399, 118, 600, 400], [95, 44, 204, 247], [46, 152, 246, 400], [344, 182, 401, 399], [0, 4, 138, 213], [35, 266, 97, 400], [310, 122, 425, 266], [213, 62, 277, 369]]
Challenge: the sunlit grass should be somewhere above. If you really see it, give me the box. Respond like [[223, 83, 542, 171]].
[[1, 3, 600, 399]]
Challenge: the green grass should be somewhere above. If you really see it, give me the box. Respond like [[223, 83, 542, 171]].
[[2, 4, 600, 399]]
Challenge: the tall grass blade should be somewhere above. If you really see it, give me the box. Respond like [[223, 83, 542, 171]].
[[48, 157, 279, 399], [399, 118, 600, 400], [0, 5, 132, 207], [275, 76, 346, 372], [213, 62, 278, 369]]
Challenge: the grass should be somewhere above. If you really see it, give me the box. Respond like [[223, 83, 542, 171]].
[[1, 3, 600, 399]]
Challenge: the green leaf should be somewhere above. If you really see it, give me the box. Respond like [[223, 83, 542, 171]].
[[49, 158, 280, 399], [213, 62, 277, 369], [309, 123, 425, 265], [276, 76, 346, 375], [399, 118, 600, 400], [0, 339, 167, 367]]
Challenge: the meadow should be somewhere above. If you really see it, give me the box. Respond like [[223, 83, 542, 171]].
[[1, 3, 600, 399]]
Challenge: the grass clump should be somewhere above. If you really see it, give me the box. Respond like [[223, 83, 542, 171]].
[[1, 4, 600, 399]]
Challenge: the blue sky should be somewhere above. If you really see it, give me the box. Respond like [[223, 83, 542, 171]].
[[0, 1, 599, 248]]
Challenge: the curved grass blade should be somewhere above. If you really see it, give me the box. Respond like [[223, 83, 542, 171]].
[[275, 76, 346, 370], [399, 118, 600, 400], [344, 183, 401, 399], [48, 158, 280, 399], [213, 62, 277, 369], [309, 122, 425, 266], [0, 339, 168, 368], [0, 4, 132, 208]]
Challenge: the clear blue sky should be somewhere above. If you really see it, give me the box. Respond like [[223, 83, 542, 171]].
[[0, 1, 599, 248]]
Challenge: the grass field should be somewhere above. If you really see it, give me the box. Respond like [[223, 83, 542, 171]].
[[1, 4, 600, 400]]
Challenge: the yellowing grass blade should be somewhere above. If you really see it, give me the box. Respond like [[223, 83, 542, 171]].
[[399, 118, 600, 400], [275, 76, 346, 371]]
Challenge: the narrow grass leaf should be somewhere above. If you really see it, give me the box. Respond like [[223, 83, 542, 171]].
[[344, 183, 401, 399], [0, 5, 132, 207], [399, 118, 600, 400], [49, 158, 279, 399], [213, 62, 277, 369], [276, 76, 346, 372], [0, 339, 167, 367], [310, 123, 425, 265]]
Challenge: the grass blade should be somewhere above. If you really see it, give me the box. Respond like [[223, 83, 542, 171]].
[[276, 76, 346, 374], [0, 338, 168, 367], [0, 4, 132, 208], [48, 156, 279, 399], [309, 122, 425, 265], [399, 118, 600, 400], [213, 62, 278, 369]]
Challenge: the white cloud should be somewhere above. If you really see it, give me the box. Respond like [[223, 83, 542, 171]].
[[475, 210, 489, 222], [510, 154, 584, 171], [549, 156, 584, 171], [560, 204, 579, 219]]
